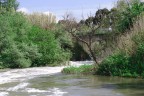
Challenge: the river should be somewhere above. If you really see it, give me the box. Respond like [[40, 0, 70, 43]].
[[0, 61, 144, 96]]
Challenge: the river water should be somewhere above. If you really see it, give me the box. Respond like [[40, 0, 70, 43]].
[[0, 62, 144, 96]]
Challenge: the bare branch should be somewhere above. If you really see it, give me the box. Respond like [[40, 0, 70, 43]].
[[61, 11, 109, 64]]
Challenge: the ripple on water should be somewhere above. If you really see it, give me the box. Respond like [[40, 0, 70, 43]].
[[25, 88, 49, 93], [49, 88, 68, 96], [7, 82, 29, 91]]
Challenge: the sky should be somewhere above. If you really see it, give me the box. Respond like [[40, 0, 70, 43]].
[[17, 0, 118, 21]]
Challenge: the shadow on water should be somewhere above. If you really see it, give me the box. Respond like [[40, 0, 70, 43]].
[[92, 75, 144, 96], [117, 81, 144, 89], [115, 81, 144, 96]]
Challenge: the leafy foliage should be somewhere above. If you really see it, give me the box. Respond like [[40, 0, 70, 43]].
[[0, 0, 19, 13], [0, 13, 40, 68], [97, 24, 144, 77], [28, 26, 71, 66], [97, 44, 144, 78], [117, 0, 144, 32], [97, 53, 131, 76]]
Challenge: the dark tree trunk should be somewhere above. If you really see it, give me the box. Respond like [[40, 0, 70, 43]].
[[87, 44, 99, 64]]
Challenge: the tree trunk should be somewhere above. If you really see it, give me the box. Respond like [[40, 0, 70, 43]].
[[87, 45, 99, 64]]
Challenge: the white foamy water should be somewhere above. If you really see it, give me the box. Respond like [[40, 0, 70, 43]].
[[24, 87, 68, 96], [0, 61, 94, 96], [69, 61, 94, 67], [7, 82, 29, 91], [0, 92, 9, 96], [25, 88, 49, 93], [0, 61, 92, 85], [0, 66, 66, 96], [0, 66, 65, 84], [49, 88, 68, 96]]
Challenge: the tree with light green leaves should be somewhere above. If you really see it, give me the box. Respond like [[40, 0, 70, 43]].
[[0, 0, 19, 13], [0, 12, 41, 68]]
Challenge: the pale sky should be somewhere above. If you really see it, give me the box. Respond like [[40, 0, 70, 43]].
[[17, 0, 118, 20]]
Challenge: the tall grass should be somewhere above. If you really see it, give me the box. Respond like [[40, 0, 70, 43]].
[[97, 13, 144, 78], [117, 13, 144, 55], [62, 65, 95, 75]]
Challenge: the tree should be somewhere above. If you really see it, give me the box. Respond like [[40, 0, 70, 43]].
[[61, 9, 112, 64], [0, 0, 19, 12], [116, 0, 144, 32]]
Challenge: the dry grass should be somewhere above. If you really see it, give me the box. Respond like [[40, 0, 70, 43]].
[[27, 12, 56, 29], [117, 13, 144, 55]]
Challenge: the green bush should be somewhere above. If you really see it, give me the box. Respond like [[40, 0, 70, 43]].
[[62, 65, 95, 74], [129, 43, 144, 74], [28, 26, 71, 66], [0, 12, 40, 68], [96, 1, 144, 77], [97, 53, 130, 76], [97, 43, 144, 78], [117, 0, 144, 32]]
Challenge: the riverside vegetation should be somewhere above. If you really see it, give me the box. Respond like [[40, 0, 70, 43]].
[[0, 0, 71, 68], [1, 0, 144, 79], [63, 0, 144, 78]]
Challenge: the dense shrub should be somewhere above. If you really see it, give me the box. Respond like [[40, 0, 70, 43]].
[[0, 13, 40, 68], [97, 43, 144, 78], [28, 26, 71, 66], [96, 0, 144, 78], [53, 25, 73, 52], [117, 0, 144, 32], [97, 53, 130, 76]]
